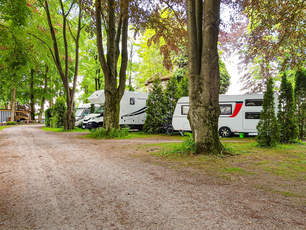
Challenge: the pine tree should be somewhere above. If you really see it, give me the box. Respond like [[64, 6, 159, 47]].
[[294, 70, 306, 139], [278, 73, 298, 143], [164, 77, 181, 124], [143, 79, 166, 134], [256, 78, 280, 147], [179, 76, 189, 97]]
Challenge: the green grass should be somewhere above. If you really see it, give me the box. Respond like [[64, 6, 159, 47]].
[[138, 138, 306, 199], [0, 126, 10, 131], [42, 126, 90, 132]]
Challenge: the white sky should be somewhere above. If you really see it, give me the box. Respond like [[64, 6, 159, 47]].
[[223, 54, 247, 95]]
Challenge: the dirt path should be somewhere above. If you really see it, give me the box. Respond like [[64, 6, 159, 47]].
[[0, 125, 305, 229]]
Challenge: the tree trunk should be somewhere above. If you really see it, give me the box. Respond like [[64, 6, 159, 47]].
[[95, 0, 128, 130], [30, 69, 35, 120], [11, 86, 16, 122], [187, 0, 223, 155], [38, 66, 48, 123]]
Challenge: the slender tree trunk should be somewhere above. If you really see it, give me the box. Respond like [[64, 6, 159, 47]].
[[187, 0, 223, 154], [11, 75, 16, 122], [38, 66, 49, 122], [30, 69, 35, 120]]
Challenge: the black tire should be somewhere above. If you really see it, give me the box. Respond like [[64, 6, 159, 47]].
[[219, 126, 231, 138], [167, 125, 174, 136]]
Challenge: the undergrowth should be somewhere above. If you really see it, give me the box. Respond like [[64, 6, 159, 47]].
[[87, 127, 130, 139]]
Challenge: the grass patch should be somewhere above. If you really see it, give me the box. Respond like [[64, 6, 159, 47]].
[[42, 126, 90, 132], [86, 127, 130, 139], [137, 138, 306, 200], [0, 126, 10, 131]]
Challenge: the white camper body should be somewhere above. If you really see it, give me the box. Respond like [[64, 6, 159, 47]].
[[84, 90, 148, 130], [172, 94, 278, 137], [75, 103, 100, 127]]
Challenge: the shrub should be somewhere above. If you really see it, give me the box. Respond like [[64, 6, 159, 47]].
[[45, 108, 53, 127], [277, 73, 298, 143], [256, 78, 280, 147], [6, 121, 17, 125], [143, 79, 166, 134], [50, 97, 66, 128], [88, 127, 130, 139]]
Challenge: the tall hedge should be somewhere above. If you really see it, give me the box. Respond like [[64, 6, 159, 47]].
[[143, 79, 166, 133], [256, 78, 280, 147], [164, 77, 181, 124], [278, 73, 298, 143], [44, 108, 53, 127], [294, 70, 306, 139], [50, 97, 66, 128]]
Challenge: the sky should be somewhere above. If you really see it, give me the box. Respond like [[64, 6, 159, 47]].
[[224, 54, 247, 95]]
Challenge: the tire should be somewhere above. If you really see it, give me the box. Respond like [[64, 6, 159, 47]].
[[219, 126, 231, 138], [167, 125, 173, 136]]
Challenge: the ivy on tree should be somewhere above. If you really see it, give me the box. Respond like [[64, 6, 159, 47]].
[[143, 79, 166, 134], [256, 78, 280, 147], [294, 70, 306, 139], [277, 73, 298, 143]]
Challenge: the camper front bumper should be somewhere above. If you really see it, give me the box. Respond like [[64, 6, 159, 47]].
[[84, 122, 98, 129]]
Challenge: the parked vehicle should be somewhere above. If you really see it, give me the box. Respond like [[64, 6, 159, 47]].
[[172, 94, 278, 137], [81, 106, 104, 128], [75, 103, 100, 127], [84, 90, 148, 130]]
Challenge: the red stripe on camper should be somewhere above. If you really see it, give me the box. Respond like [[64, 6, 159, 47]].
[[229, 102, 243, 118]]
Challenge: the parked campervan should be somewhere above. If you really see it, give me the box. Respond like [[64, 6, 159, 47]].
[[83, 90, 148, 130], [172, 94, 278, 137], [75, 103, 100, 127]]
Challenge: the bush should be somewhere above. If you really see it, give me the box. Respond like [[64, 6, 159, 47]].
[[50, 97, 66, 128], [6, 121, 17, 125], [88, 127, 130, 139], [256, 78, 280, 147], [45, 108, 53, 127]]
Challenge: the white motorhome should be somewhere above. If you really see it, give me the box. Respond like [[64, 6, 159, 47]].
[[172, 94, 278, 137], [83, 90, 148, 130], [75, 103, 100, 127]]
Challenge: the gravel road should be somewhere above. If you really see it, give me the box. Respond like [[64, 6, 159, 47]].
[[0, 125, 305, 229]]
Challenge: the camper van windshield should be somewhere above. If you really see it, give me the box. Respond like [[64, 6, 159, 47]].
[[95, 107, 104, 114], [75, 108, 84, 117]]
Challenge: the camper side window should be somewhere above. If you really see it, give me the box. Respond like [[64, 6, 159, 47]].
[[220, 104, 232, 115], [245, 99, 263, 106], [181, 105, 189, 115], [130, 98, 135, 105], [245, 112, 261, 119]]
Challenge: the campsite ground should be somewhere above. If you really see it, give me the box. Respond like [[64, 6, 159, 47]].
[[0, 125, 305, 229]]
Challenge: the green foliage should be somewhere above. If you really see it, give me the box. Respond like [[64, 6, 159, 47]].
[[134, 29, 170, 91], [6, 121, 17, 125], [87, 127, 130, 139], [50, 97, 66, 128], [181, 133, 196, 154], [90, 104, 95, 113], [256, 78, 280, 147], [278, 73, 298, 143], [143, 79, 166, 133], [44, 108, 53, 127], [0, 0, 31, 27], [219, 59, 231, 94], [164, 77, 181, 123], [294, 70, 306, 139], [179, 76, 189, 97]]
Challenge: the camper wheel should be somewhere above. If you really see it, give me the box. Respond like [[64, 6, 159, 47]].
[[219, 127, 231, 138]]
